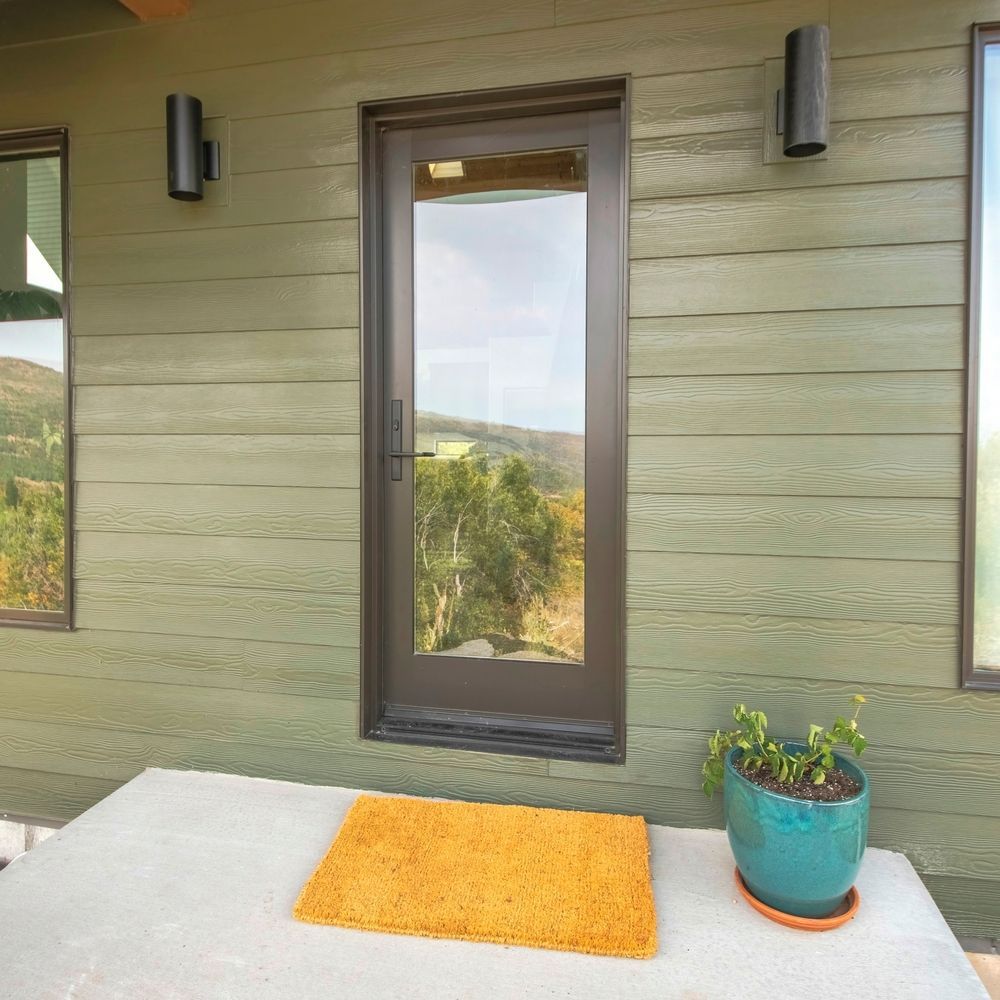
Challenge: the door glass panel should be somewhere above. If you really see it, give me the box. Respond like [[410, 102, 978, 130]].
[[412, 148, 587, 663], [974, 42, 1000, 672], [0, 151, 66, 614]]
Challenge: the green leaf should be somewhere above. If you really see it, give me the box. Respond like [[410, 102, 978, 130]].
[[812, 768, 826, 785]]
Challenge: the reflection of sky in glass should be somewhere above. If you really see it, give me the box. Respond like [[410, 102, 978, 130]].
[[414, 191, 586, 434], [0, 320, 64, 372], [981, 46, 1000, 443]]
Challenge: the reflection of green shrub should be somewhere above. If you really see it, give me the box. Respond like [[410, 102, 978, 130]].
[[0, 481, 64, 611], [414, 454, 584, 658]]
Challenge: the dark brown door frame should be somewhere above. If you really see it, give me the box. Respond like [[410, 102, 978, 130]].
[[358, 78, 629, 760]]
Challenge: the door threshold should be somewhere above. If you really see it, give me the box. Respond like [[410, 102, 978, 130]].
[[371, 708, 620, 763]]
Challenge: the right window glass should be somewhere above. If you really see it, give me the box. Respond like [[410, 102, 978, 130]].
[[969, 27, 1000, 683]]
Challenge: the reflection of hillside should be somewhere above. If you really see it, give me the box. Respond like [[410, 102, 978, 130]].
[[0, 356, 64, 483], [415, 410, 584, 493]]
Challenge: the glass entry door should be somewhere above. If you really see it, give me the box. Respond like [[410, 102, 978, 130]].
[[366, 96, 625, 758]]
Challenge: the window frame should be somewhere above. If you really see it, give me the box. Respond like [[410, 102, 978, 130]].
[[0, 126, 73, 631], [358, 79, 629, 760]]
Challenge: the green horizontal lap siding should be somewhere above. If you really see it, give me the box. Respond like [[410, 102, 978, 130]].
[[1, 0, 998, 938]]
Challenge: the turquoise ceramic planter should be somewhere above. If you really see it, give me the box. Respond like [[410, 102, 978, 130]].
[[724, 743, 869, 919]]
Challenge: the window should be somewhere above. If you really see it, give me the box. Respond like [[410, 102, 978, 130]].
[[0, 129, 71, 627], [967, 27, 1000, 686], [361, 80, 627, 759]]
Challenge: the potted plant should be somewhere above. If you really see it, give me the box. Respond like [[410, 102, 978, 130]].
[[702, 696, 869, 923]]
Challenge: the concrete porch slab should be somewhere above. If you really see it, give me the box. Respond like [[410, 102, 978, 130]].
[[0, 768, 987, 1000]]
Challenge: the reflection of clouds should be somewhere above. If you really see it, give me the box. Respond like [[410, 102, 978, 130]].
[[0, 319, 64, 372], [414, 192, 586, 433]]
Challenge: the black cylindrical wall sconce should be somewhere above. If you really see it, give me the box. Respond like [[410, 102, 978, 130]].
[[166, 92, 221, 201], [782, 24, 830, 158]]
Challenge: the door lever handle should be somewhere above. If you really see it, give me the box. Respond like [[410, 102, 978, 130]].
[[388, 450, 435, 459]]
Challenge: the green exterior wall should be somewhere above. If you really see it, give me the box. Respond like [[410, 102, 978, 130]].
[[1, 0, 999, 937]]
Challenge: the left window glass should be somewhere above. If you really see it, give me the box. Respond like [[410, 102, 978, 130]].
[[0, 134, 70, 625]]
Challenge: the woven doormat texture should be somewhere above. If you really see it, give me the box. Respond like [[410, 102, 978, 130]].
[[293, 794, 657, 958]]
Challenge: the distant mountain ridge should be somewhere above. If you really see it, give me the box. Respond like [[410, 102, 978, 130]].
[[0, 355, 64, 483], [415, 410, 584, 493]]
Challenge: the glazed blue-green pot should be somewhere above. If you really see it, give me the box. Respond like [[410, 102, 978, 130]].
[[724, 743, 869, 918]]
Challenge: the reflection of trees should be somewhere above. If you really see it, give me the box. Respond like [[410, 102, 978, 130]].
[[0, 288, 62, 321], [414, 453, 584, 660], [0, 480, 64, 611], [976, 434, 1000, 667]]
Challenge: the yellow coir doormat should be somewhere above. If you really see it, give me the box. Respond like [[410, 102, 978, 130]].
[[293, 794, 657, 958]]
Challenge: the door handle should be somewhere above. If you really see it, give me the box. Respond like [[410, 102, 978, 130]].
[[389, 399, 433, 480]]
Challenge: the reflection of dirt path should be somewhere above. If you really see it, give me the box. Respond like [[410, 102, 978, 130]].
[[438, 637, 570, 662]]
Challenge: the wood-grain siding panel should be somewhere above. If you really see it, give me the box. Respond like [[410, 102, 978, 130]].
[[0, 628, 358, 699], [0, 767, 120, 824], [555, 0, 763, 26], [75, 581, 359, 646], [627, 495, 960, 561], [75, 533, 360, 594], [627, 610, 956, 688], [631, 115, 965, 201], [73, 274, 358, 335], [630, 48, 968, 140], [73, 329, 360, 385], [830, 0, 995, 57], [75, 382, 360, 435], [73, 164, 358, 237], [629, 372, 962, 436], [921, 877, 1000, 939], [630, 244, 964, 317], [0, 735, 721, 829], [628, 551, 959, 624], [0, 716, 564, 787], [628, 435, 963, 497], [630, 179, 965, 259], [74, 219, 359, 285], [73, 109, 359, 186], [0, 673, 363, 756], [75, 484, 360, 539], [75, 435, 359, 487], [2, 0, 826, 134], [0, 710, 551, 783], [628, 307, 963, 376], [229, 109, 360, 174], [1, 0, 558, 101], [552, 727, 1000, 821], [625, 669, 1000, 752]]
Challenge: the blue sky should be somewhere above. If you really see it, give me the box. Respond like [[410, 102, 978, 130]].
[[0, 319, 64, 372], [414, 189, 587, 435]]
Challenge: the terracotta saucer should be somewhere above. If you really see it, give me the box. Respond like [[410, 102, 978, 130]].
[[734, 868, 860, 931]]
